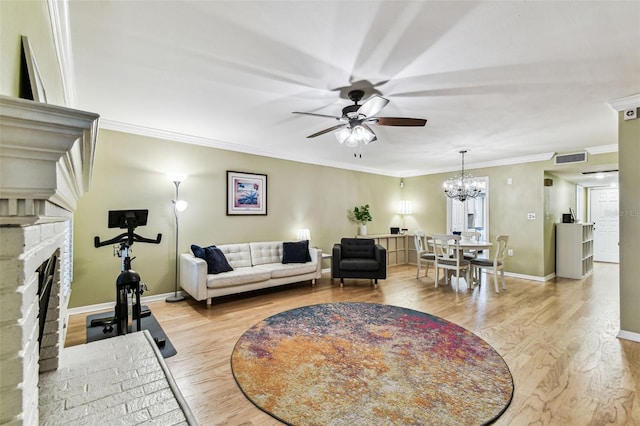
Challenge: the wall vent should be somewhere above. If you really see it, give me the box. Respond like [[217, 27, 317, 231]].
[[555, 152, 587, 165]]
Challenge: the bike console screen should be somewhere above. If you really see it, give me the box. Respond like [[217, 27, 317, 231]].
[[108, 209, 148, 229]]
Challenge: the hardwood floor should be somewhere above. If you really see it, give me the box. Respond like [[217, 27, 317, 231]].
[[65, 263, 640, 425]]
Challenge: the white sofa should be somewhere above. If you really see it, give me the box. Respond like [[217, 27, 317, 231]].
[[180, 241, 322, 306]]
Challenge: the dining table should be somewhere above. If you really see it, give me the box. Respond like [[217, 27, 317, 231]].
[[430, 237, 493, 289]]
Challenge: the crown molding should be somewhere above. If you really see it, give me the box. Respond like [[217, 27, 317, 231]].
[[100, 119, 393, 176], [586, 144, 618, 155], [608, 94, 640, 111]]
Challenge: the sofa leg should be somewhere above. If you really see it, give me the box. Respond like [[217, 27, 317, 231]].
[[340, 278, 344, 288], [206, 298, 212, 307], [311, 278, 316, 286]]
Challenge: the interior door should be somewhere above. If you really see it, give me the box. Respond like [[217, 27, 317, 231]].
[[590, 187, 619, 263], [448, 199, 466, 233]]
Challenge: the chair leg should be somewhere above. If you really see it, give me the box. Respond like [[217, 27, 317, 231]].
[[501, 269, 506, 290], [494, 270, 500, 293], [476, 266, 483, 289], [416, 261, 421, 279], [466, 267, 471, 291]]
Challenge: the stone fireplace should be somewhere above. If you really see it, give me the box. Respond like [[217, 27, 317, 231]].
[[0, 96, 98, 425]]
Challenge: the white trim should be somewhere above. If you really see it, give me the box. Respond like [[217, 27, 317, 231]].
[[586, 144, 618, 155], [66, 291, 184, 315], [608, 94, 640, 111], [503, 271, 555, 282], [617, 329, 640, 343], [422, 152, 556, 176], [47, 0, 76, 107], [0, 96, 99, 217]]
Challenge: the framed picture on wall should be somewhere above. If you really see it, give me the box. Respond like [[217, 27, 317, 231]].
[[227, 171, 267, 215]]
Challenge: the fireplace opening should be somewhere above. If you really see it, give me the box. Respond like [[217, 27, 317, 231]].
[[37, 253, 57, 350]]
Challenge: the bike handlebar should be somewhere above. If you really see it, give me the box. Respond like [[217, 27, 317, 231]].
[[94, 232, 162, 248]]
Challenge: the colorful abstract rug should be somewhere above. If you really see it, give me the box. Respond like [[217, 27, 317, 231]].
[[231, 302, 513, 425]]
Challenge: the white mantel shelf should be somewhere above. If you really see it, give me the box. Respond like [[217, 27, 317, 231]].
[[0, 96, 99, 224]]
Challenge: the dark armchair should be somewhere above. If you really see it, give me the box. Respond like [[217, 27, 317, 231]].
[[332, 238, 387, 287]]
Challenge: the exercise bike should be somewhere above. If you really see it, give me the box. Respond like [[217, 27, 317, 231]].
[[93, 209, 162, 336]]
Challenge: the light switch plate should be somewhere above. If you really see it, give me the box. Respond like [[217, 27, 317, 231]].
[[527, 213, 536, 220]]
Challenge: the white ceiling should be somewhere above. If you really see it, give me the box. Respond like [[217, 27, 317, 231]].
[[65, 1, 639, 182]]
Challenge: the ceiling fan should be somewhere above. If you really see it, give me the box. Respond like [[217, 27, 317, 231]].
[[292, 90, 427, 153]]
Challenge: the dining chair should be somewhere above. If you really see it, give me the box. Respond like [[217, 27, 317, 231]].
[[413, 232, 435, 279], [470, 235, 509, 293], [432, 234, 472, 292], [460, 231, 482, 259]]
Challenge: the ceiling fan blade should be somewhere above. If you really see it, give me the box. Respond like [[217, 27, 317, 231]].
[[357, 95, 389, 118], [362, 123, 377, 143], [307, 123, 347, 138], [292, 112, 341, 120], [376, 117, 427, 126]]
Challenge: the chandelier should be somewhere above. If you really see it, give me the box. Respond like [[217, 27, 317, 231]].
[[443, 150, 481, 202]]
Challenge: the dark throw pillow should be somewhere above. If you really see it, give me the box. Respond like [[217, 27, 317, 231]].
[[191, 244, 234, 274], [282, 240, 312, 264], [191, 244, 206, 260]]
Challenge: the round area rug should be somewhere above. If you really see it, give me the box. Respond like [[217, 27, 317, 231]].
[[231, 302, 513, 425]]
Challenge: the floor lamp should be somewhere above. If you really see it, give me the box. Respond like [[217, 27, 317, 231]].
[[166, 173, 188, 303]]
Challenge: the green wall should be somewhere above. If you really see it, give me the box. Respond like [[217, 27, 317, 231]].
[[618, 110, 640, 334], [70, 130, 406, 306], [0, 0, 65, 104], [70, 130, 621, 307]]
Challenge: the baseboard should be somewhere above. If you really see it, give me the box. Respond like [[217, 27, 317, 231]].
[[502, 271, 552, 282], [66, 291, 185, 316], [617, 329, 640, 343]]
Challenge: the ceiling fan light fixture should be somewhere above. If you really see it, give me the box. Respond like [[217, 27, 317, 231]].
[[334, 125, 375, 148], [335, 127, 352, 145]]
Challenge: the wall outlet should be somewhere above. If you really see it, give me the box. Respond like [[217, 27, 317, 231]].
[[527, 213, 536, 220], [507, 249, 513, 256]]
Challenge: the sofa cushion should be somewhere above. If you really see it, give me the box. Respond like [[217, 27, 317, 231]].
[[282, 240, 312, 264], [191, 244, 234, 274], [216, 243, 252, 269], [250, 241, 283, 265], [259, 262, 317, 278], [206, 266, 271, 289]]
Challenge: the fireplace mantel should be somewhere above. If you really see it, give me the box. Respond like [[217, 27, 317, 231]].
[[0, 95, 99, 224]]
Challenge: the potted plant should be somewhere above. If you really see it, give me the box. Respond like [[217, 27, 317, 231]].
[[349, 204, 372, 236]]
